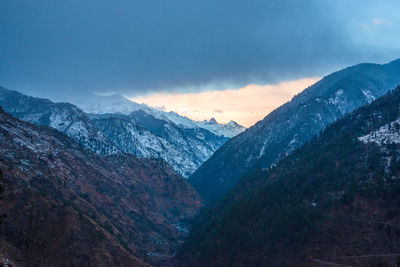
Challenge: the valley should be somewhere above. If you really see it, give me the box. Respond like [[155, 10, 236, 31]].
[[1, 12, 400, 264]]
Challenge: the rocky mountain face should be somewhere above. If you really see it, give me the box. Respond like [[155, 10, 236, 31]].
[[90, 111, 227, 177], [0, 87, 241, 177], [195, 118, 245, 138], [190, 58, 400, 203], [178, 87, 400, 267], [0, 107, 201, 266], [0, 87, 119, 155]]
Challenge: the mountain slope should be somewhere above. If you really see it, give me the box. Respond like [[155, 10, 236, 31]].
[[178, 86, 400, 267], [90, 111, 227, 177], [0, 87, 119, 155], [190, 58, 400, 202], [0, 88, 233, 177], [0, 107, 200, 266]]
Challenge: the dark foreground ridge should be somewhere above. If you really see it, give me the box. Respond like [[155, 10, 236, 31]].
[[0, 107, 200, 266]]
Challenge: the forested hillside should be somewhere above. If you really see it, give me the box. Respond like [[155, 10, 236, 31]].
[[190, 59, 400, 203], [178, 86, 400, 266]]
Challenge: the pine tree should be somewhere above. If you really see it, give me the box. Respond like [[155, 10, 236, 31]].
[[0, 170, 5, 224]]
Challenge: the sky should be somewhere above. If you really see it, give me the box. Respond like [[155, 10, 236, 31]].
[[1, 0, 400, 126], [132, 77, 320, 127]]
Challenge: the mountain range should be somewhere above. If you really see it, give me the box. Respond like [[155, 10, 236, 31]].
[[2, 58, 400, 266], [0, 88, 245, 177], [68, 92, 245, 138], [179, 85, 400, 267], [190, 58, 400, 202]]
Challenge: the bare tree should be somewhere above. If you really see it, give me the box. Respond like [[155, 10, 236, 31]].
[[0, 170, 5, 224], [16, 200, 69, 266]]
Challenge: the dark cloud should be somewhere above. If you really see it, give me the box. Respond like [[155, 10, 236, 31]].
[[0, 0, 399, 99]]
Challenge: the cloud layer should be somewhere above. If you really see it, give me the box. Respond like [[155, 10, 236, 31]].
[[0, 0, 399, 98]]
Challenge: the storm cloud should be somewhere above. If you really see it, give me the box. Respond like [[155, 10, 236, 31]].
[[0, 0, 399, 98]]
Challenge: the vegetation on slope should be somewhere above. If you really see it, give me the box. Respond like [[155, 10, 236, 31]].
[[178, 87, 400, 266], [190, 59, 400, 203]]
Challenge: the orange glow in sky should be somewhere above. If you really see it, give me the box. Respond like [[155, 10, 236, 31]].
[[131, 77, 321, 127]]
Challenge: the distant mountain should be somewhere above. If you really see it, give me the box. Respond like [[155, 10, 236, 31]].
[[90, 111, 227, 177], [0, 87, 119, 155], [0, 107, 200, 266], [72, 93, 245, 138], [67, 93, 151, 115], [0, 88, 237, 177], [196, 118, 245, 138], [178, 86, 400, 267], [190, 58, 400, 202]]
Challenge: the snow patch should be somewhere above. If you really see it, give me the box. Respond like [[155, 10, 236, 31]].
[[358, 118, 400, 145], [328, 89, 344, 106], [362, 89, 376, 103]]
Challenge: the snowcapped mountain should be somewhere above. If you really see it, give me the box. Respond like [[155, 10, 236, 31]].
[[0, 87, 119, 155], [68, 93, 153, 115], [196, 118, 245, 138], [72, 93, 245, 138], [0, 87, 231, 177], [190, 58, 400, 203], [90, 111, 227, 177]]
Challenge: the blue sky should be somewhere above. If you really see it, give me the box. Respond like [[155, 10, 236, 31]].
[[0, 0, 399, 101]]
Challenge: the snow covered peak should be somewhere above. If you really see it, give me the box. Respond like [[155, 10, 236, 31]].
[[70, 93, 245, 138], [72, 93, 151, 115], [208, 118, 218, 124], [196, 118, 245, 138], [227, 120, 240, 127]]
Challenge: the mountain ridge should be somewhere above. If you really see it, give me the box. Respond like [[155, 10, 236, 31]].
[[69, 93, 245, 138], [179, 85, 400, 267], [0, 87, 239, 177], [190, 58, 400, 203]]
